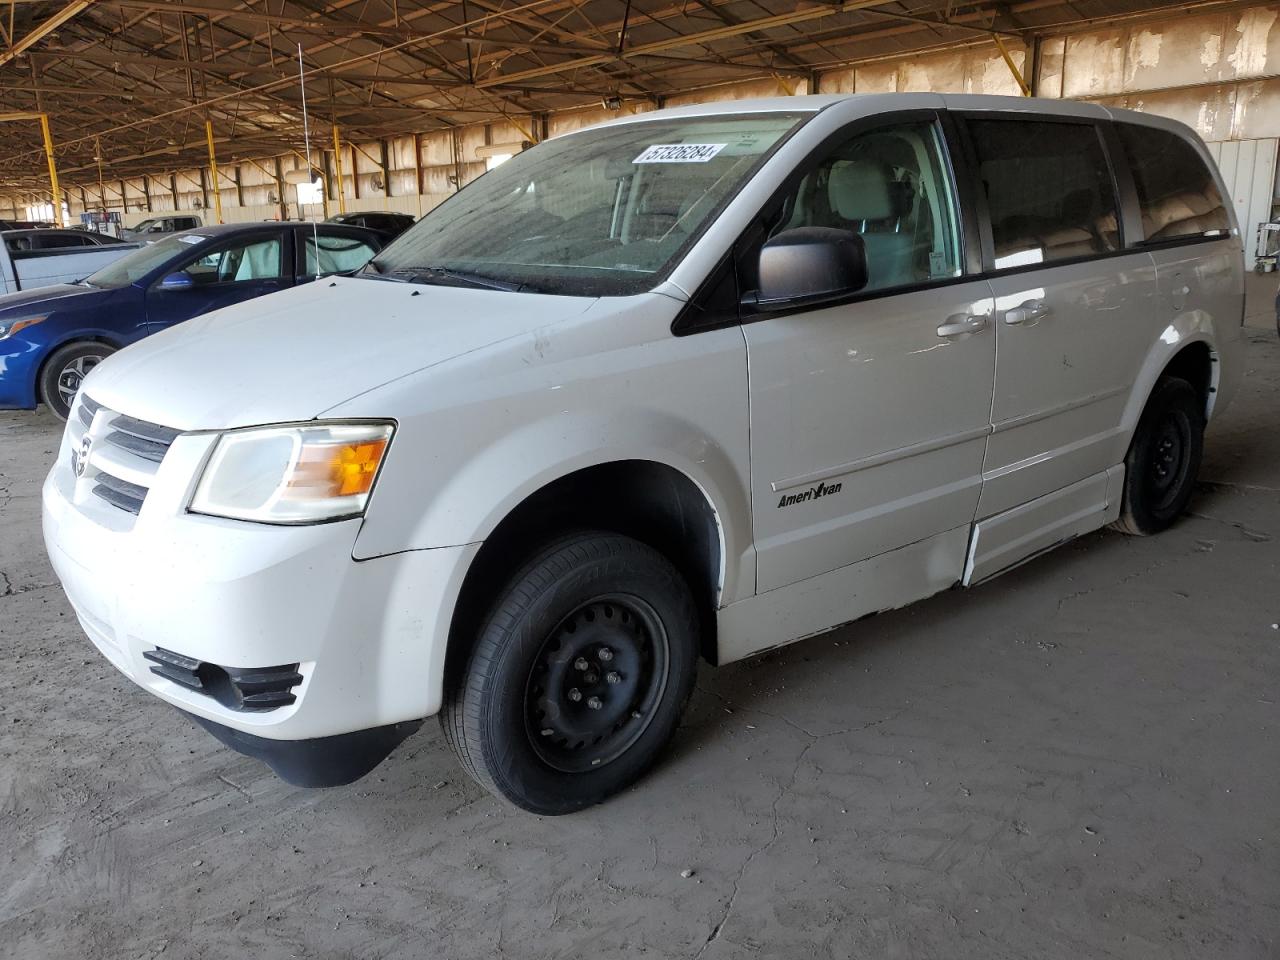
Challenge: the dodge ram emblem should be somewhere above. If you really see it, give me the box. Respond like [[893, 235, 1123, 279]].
[[73, 435, 92, 479]]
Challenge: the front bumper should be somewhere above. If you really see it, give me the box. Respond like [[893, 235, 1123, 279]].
[[0, 336, 41, 409], [185, 711, 424, 786], [42, 437, 478, 750]]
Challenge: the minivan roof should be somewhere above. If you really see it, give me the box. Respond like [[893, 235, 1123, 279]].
[[581, 92, 1193, 140]]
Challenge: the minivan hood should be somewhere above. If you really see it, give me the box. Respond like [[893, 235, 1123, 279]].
[[83, 276, 597, 430]]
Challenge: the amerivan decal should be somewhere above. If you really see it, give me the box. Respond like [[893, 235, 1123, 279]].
[[777, 480, 842, 509]]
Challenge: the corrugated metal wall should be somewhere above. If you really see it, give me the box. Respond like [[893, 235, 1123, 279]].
[[1206, 138, 1278, 268]]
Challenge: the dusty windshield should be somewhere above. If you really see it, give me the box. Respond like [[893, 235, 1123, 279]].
[[371, 112, 809, 296]]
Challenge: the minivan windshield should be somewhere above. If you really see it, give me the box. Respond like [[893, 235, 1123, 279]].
[[83, 233, 202, 288], [370, 112, 809, 296]]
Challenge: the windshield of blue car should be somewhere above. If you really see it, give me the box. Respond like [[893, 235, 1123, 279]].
[[82, 234, 207, 288], [369, 112, 808, 296]]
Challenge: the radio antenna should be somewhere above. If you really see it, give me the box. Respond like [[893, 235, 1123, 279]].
[[297, 43, 320, 256]]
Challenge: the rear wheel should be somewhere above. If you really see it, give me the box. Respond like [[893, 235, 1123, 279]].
[[441, 532, 699, 814], [1112, 376, 1204, 536], [38, 341, 114, 421]]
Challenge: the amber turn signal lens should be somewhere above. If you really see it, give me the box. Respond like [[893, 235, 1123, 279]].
[[290, 436, 390, 500], [332, 439, 389, 497]]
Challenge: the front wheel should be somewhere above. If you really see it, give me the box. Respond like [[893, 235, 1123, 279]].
[[39, 341, 114, 421], [1112, 376, 1205, 536], [441, 532, 699, 814]]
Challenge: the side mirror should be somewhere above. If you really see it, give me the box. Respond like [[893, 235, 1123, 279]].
[[755, 227, 868, 307], [158, 272, 194, 290]]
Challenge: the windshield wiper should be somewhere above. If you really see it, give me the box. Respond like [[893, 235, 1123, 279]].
[[392, 265, 524, 293]]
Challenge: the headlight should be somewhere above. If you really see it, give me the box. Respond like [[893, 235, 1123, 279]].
[[0, 314, 48, 340], [190, 421, 394, 524]]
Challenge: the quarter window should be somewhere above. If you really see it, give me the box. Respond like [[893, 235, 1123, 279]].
[[770, 120, 963, 293], [969, 119, 1120, 269], [1116, 124, 1230, 243]]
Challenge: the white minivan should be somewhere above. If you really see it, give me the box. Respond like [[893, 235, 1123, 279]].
[[43, 94, 1243, 813]]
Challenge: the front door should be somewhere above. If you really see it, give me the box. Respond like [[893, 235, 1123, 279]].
[[744, 116, 996, 593], [145, 231, 290, 332]]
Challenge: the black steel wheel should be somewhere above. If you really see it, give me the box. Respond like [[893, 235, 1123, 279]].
[[526, 594, 670, 774], [441, 532, 699, 814], [39, 341, 114, 421], [1112, 376, 1204, 536]]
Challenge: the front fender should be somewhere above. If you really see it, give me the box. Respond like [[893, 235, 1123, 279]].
[[344, 303, 755, 604]]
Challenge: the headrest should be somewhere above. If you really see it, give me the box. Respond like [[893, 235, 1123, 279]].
[[828, 160, 894, 222], [639, 178, 688, 218]]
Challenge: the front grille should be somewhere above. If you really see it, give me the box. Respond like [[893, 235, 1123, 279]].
[[78, 393, 103, 428], [71, 394, 181, 516], [91, 472, 149, 514], [144, 646, 303, 712], [105, 415, 179, 463]]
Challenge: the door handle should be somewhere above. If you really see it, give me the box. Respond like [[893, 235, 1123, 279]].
[[1003, 299, 1052, 325], [936, 313, 989, 338]]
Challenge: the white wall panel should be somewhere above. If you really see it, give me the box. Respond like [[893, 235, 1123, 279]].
[[1205, 136, 1277, 267]]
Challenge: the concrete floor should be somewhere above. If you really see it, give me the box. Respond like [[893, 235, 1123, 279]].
[[1, 280, 1277, 960]]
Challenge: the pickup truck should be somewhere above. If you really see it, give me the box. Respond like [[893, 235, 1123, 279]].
[[1, 230, 140, 295]]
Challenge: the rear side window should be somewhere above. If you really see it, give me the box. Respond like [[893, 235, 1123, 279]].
[[304, 232, 377, 277], [1116, 124, 1230, 243], [969, 119, 1120, 269], [38, 233, 92, 249]]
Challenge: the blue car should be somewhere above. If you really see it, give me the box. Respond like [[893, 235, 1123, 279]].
[[0, 221, 383, 419]]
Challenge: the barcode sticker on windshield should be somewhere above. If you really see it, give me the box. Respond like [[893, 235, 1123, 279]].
[[633, 143, 727, 164]]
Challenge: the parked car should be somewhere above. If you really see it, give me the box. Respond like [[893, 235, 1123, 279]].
[[0, 218, 56, 230], [122, 214, 203, 241], [1, 221, 381, 418], [4, 228, 126, 252], [325, 210, 416, 241], [44, 94, 1243, 813], [1, 229, 139, 296]]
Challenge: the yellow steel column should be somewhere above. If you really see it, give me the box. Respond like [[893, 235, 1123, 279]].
[[39, 113, 64, 227], [993, 36, 1032, 97], [205, 119, 224, 223], [332, 123, 347, 214]]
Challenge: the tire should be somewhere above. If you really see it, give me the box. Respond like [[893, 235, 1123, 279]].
[[1111, 376, 1204, 536], [441, 532, 699, 814], [38, 341, 114, 421]]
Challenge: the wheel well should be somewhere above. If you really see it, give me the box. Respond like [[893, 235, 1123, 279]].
[[34, 336, 119, 403], [444, 461, 723, 690], [1161, 341, 1213, 416]]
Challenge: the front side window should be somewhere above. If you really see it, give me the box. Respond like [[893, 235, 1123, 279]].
[[769, 119, 963, 293], [173, 237, 283, 286], [969, 119, 1120, 269], [373, 112, 809, 296], [304, 232, 377, 277], [1116, 124, 1230, 243]]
